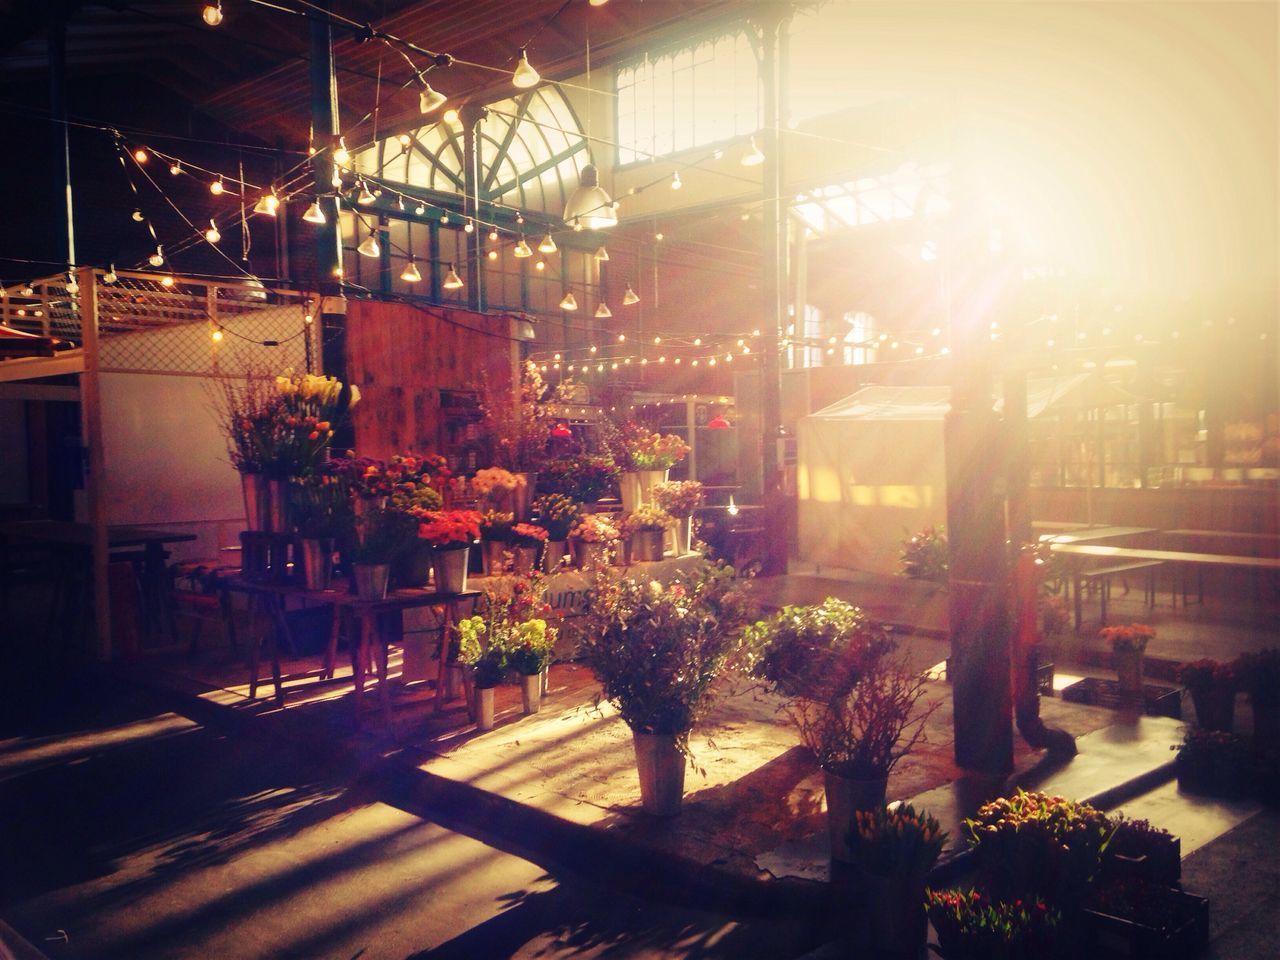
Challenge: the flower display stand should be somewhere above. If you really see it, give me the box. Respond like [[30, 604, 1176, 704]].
[[1083, 888, 1208, 959], [1061, 677, 1182, 720]]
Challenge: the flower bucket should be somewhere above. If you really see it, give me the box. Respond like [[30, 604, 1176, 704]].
[[824, 770, 888, 863], [266, 479, 290, 533], [1191, 687, 1236, 732], [632, 731, 685, 816], [542, 539, 568, 572], [520, 673, 541, 714], [631, 529, 665, 563], [482, 539, 507, 576], [636, 469, 668, 505], [1114, 648, 1144, 697], [241, 473, 271, 531], [298, 537, 332, 591], [572, 540, 608, 570], [511, 545, 537, 575], [474, 686, 496, 731], [540, 665, 549, 698], [433, 545, 470, 595], [352, 562, 390, 600], [513, 472, 536, 521], [391, 542, 433, 588], [619, 472, 642, 513], [672, 516, 693, 556], [353, 496, 387, 543]]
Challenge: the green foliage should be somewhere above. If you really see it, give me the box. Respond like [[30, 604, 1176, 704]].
[[343, 507, 417, 565], [924, 888, 1060, 959], [457, 571, 557, 684], [540, 454, 620, 504], [742, 598, 896, 699], [898, 526, 949, 582], [579, 561, 754, 751], [531, 492, 580, 540]]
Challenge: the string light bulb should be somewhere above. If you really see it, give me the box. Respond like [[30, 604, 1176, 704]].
[[204, 219, 221, 244], [488, 229, 499, 242], [534, 260, 546, 271], [168, 161, 181, 175], [442, 263, 464, 290], [302, 200, 326, 224], [103, 264, 118, 284], [463, 219, 474, 234], [419, 83, 447, 114], [740, 136, 765, 167], [148, 246, 164, 267], [210, 176, 225, 196], [622, 284, 640, 305], [595, 303, 612, 319], [131, 209, 144, 222], [400, 259, 422, 283], [211, 327, 224, 342], [161, 275, 175, 287], [514, 237, 533, 258], [538, 233, 557, 254], [356, 229, 380, 258], [133, 148, 148, 163], [512, 48, 540, 88], [559, 291, 578, 311], [202, 2, 223, 26], [487, 250, 498, 261], [671, 171, 683, 190], [443, 108, 460, 124], [333, 138, 350, 167]]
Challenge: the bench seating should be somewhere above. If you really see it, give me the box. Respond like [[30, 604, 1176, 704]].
[[1074, 560, 1163, 631]]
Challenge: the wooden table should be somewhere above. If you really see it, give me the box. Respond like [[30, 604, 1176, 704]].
[[0, 521, 197, 643], [1049, 542, 1280, 626], [221, 577, 479, 730]]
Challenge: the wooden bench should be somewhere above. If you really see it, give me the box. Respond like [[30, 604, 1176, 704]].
[[1074, 560, 1163, 631]]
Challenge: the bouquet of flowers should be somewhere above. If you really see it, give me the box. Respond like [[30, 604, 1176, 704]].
[[1176, 658, 1237, 694], [924, 888, 1060, 959], [1100, 623, 1155, 653], [458, 570, 556, 683], [619, 504, 676, 536], [568, 513, 621, 544], [416, 509, 482, 548], [330, 453, 447, 499], [540, 454, 620, 504], [531, 493, 580, 540], [652, 480, 705, 518], [479, 509, 515, 542], [580, 562, 753, 750], [510, 523, 549, 548], [847, 803, 947, 879], [471, 467, 527, 497], [617, 422, 690, 471]]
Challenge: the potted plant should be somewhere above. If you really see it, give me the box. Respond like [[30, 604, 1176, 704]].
[[1173, 728, 1252, 799], [1176, 658, 1238, 732], [579, 561, 754, 815], [742, 598, 896, 701], [898, 525, 949, 582], [387, 480, 443, 587], [456, 614, 508, 731], [471, 466, 529, 516], [540, 453, 620, 506], [963, 790, 1113, 909], [619, 504, 676, 563], [1234, 648, 1280, 742], [531, 493, 580, 571], [415, 509, 482, 594], [344, 506, 413, 600], [509, 522, 548, 575], [289, 475, 347, 590], [652, 479, 704, 555], [789, 653, 936, 861], [568, 513, 621, 569], [614, 422, 690, 511], [924, 888, 1061, 960], [845, 803, 947, 957], [479, 509, 515, 574], [1100, 623, 1155, 697]]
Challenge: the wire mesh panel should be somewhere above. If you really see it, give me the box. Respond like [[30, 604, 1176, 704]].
[[1, 271, 318, 377]]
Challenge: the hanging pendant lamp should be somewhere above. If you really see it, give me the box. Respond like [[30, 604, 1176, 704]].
[[563, 164, 617, 230], [559, 291, 578, 311], [442, 263, 464, 289], [622, 283, 640, 305], [513, 48, 540, 88]]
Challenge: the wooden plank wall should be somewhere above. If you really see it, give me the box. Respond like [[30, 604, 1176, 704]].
[[346, 300, 515, 459]]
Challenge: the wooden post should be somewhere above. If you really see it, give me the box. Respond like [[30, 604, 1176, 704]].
[[79, 265, 111, 660]]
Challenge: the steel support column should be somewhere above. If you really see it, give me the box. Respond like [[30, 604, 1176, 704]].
[[309, 0, 345, 383]]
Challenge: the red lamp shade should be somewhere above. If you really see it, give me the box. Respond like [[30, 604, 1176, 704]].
[[707, 414, 731, 429], [551, 422, 574, 438]]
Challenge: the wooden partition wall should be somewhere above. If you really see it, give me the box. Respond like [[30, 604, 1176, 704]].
[[345, 300, 518, 461]]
